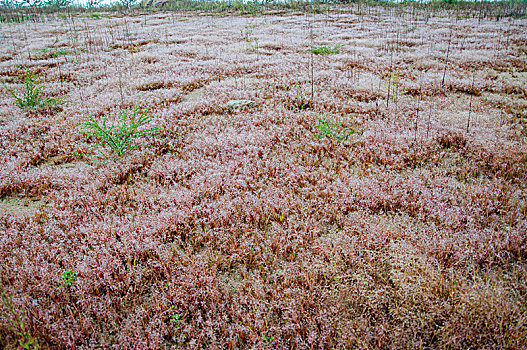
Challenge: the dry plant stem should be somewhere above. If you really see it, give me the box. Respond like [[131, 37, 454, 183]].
[[414, 88, 421, 145], [441, 30, 452, 90], [386, 74, 391, 109], [387, 49, 393, 109], [309, 16, 314, 104], [467, 73, 475, 132], [426, 102, 433, 139], [310, 50, 314, 104], [118, 65, 125, 107], [23, 26, 31, 62]]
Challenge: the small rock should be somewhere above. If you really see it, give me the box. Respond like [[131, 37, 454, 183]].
[[225, 100, 257, 110]]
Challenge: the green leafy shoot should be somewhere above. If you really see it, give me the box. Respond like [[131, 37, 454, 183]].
[[80, 103, 160, 157], [6, 72, 63, 109], [34, 47, 70, 59], [1, 286, 40, 350], [61, 270, 77, 287], [310, 44, 343, 55], [169, 306, 181, 328], [314, 115, 354, 141], [171, 313, 181, 323]]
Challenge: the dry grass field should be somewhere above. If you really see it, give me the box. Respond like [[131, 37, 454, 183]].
[[1, 3, 526, 348]]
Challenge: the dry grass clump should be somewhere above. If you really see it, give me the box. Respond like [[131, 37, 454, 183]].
[[1, 4, 527, 349], [137, 82, 172, 91]]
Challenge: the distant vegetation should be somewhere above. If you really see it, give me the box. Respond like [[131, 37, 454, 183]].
[[0, 0, 526, 20]]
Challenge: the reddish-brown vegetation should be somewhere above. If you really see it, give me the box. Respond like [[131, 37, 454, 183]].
[[0, 4, 526, 349]]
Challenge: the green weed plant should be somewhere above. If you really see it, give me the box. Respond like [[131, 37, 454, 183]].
[[310, 44, 343, 55], [168, 305, 181, 328], [314, 115, 354, 141], [61, 270, 77, 287], [6, 72, 63, 110], [80, 103, 160, 158], [387, 71, 406, 96], [35, 47, 70, 59]]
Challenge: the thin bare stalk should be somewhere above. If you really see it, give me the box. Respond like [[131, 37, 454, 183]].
[[426, 101, 433, 139], [414, 79, 422, 144], [467, 73, 475, 132], [441, 30, 452, 90]]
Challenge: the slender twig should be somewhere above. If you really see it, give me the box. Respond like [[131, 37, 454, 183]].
[[467, 73, 475, 132], [426, 101, 433, 139], [414, 75, 422, 145], [441, 30, 452, 90]]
